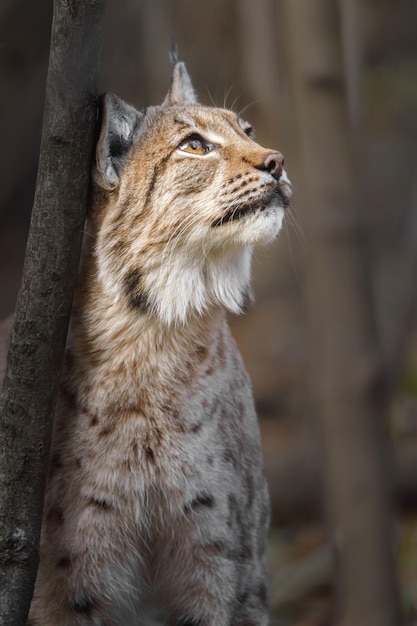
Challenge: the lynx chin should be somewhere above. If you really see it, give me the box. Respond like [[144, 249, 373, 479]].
[[25, 59, 292, 625]]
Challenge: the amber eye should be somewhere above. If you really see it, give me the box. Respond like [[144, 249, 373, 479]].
[[178, 135, 213, 156]]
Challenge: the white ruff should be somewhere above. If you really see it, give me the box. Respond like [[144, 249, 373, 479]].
[[144, 246, 253, 325]]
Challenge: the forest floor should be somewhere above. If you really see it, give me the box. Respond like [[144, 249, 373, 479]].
[[268, 513, 417, 625]]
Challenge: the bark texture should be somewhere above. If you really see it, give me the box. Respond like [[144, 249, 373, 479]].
[[282, 1, 403, 624], [0, 1, 105, 623]]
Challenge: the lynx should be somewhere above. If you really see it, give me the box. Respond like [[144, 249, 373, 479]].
[[25, 59, 292, 625]]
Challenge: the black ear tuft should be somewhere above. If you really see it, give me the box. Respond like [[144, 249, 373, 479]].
[[94, 93, 143, 191], [169, 37, 179, 66]]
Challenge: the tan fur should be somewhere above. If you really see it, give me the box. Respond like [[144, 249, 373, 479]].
[[25, 62, 291, 625]]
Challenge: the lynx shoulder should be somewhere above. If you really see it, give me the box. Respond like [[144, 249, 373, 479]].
[[27, 60, 292, 625]]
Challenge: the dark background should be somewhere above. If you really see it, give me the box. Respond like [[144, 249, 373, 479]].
[[1, 1, 417, 624]]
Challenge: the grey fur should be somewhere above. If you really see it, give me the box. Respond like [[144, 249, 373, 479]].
[[95, 92, 143, 190], [163, 62, 198, 106]]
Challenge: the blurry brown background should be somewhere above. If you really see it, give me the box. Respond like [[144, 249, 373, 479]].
[[1, 1, 417, 624]]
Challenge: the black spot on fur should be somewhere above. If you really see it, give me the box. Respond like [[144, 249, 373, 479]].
[[246, 473, 255, 509], [195, 345, 208, 361], [87, 497, 113, 511], [124, 269, 150, 312], [98, 423, 116, 438], [48, 453, 62, 478], [237, 591, 249, 605], [185, 493, 215, 512], [223, 448, 237, 467], [227, 493, 239, 522], [51, 453, 62, 468], [204, 363, 214, 376], [145, 445, 155, 460], [193, 493, 214, 508], [57, 556, 71, 568], [223, 173, 243, 187], [240, 543, 253, 560], [60, 382, 77, 410], [71, 597, 94, 616], [64, 340, 76, 360], [258, 582, 268, 606], [176, 619, 204, 626], [46, 507, 64, 525], [203, 541, 226, 556]]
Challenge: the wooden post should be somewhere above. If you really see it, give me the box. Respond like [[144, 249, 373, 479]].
[[0, 1, 106, 623]]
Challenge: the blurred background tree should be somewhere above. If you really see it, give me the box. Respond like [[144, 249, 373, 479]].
[[1, 0, 417, 624]]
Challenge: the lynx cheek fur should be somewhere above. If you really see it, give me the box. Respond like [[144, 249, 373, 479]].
[[28, 61, 292, 625]]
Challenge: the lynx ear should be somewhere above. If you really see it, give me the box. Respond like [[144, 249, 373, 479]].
[[94, 93, 143, 191], [163, 62, 198, 106]]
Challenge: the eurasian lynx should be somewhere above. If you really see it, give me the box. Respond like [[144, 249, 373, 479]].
[[27, 59, 292, 625]]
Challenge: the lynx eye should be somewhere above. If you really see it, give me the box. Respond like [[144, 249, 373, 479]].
[[243, 124, 254, 139], [239, 118, 255, 139], [178, 135, 213, 156]]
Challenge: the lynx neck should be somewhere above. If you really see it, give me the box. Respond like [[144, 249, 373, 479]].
[[69, 266, 227, 401]]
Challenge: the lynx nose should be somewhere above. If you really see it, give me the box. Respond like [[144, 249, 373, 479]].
[[261, 152, 284, 180]]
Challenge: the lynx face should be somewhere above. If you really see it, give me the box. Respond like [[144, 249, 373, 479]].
[[93, 63, 292, 324]]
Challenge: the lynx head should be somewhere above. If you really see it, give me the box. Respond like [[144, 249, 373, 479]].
[[92, 60, 292, 325]]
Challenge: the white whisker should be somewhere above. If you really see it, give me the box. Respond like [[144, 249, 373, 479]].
[[287, 206, 311, 257], [223, 82, 237, 109], [237, 99, 261, 118]]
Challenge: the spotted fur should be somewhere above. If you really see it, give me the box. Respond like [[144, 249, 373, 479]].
[[26, 60, 292, 625]]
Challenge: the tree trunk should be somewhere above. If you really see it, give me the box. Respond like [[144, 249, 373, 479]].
[[281, 1, 403, 625], [0, 1, 105, 623]]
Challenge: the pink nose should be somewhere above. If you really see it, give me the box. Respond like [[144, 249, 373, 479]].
[[263, 152, 284, 180]]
